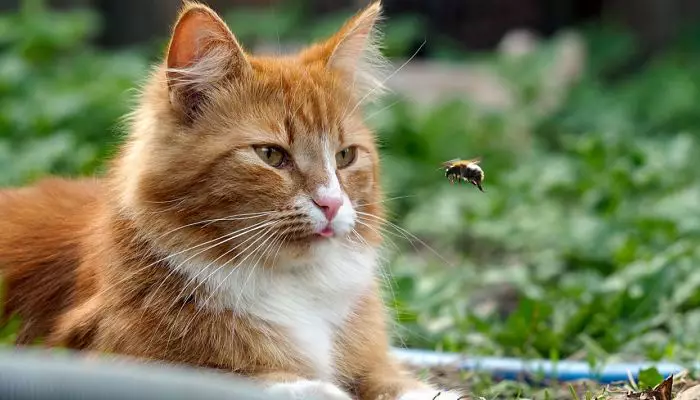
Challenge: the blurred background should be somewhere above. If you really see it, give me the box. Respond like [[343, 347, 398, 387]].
[[2, 0, 700, 384]]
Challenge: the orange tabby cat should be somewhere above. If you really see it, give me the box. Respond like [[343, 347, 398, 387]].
[[0, 1, 463, 399]]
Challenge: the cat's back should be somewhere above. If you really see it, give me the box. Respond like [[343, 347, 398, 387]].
[[0, 177, 103, 344], [0, 177, 102, 244], [0, 176, 102, 210]]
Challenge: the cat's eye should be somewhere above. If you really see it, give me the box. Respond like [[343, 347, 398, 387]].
[[254, 146, 288, 168], [335, 146, 357, 169]]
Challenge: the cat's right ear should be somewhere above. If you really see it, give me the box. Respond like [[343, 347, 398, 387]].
[[166, 3, 250, 122]]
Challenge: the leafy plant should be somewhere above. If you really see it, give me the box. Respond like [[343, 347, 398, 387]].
[[369, 24, 700, 365], [0, 0, 148, 185]]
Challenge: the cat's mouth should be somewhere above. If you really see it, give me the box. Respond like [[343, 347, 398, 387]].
[[284, 225, 344, 244], [318, 226, 335, 238]]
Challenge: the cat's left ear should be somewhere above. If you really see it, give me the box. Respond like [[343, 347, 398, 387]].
[[166, 2, 251, 122], [302, 1, 388, 100]]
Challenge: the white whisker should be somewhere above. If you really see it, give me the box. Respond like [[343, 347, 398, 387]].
[[142, 218, 278, 310], [343, 40, 426, 120], [155, 211, 277, 240], [355, 194, 417, 208], [92, 212, 293, 303], [356, 211, 453, 267], [364, 99, 400, 122], [355, 219, 399, 252]]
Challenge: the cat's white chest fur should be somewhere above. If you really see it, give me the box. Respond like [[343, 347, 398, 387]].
[[169, 241, 376, 380]]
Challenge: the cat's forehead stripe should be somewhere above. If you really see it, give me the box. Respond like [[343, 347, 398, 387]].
[[252, 63, 354, 147], [283, 114, 296, 145], [282, 79, 342, 145]]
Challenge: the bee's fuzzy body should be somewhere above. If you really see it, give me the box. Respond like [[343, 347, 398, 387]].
[[442, 158, 485, 191]]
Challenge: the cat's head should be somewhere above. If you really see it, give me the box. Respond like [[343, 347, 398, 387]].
[[112, 1, 387, 267]]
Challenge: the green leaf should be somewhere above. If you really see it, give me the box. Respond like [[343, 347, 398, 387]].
[[637, 367, 664, 389]]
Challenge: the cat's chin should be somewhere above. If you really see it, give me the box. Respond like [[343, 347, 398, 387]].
[[265, 231, 358, 268]]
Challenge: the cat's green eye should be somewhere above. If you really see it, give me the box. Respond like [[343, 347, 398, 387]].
[[254, 146, 288, 168], [335, 146, 357, 169]]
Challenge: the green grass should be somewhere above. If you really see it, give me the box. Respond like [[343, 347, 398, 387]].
[[3, 1, 700, 398]]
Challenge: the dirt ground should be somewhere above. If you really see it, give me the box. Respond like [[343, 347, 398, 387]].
[[403, 363, 700, 400]]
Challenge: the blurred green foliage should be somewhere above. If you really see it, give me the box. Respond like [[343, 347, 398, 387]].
[[378, 24, 700, 366], [0, 0, 148, 185], [2, 0, 700, 372]]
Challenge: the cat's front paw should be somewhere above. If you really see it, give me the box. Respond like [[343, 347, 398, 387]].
[[267, 380, 353, 400], [399, 388, 465, 400]]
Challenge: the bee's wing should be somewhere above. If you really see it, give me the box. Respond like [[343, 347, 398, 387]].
[[465, 157, 482, 165], [440, 159, 460, 168], [444, 157, 482, 166]]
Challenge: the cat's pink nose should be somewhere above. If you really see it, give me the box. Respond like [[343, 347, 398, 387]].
[[312, 195, 342, 221]]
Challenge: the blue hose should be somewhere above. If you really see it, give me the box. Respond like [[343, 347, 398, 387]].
[[391, 348, 690, 384]]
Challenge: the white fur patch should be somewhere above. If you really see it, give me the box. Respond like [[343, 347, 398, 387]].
[[265, 380, 352, 400], [298, 193, 356, 236], [399, 388, 464, 400], [329, 192, 355, 236], [320, 136, 342, 201], [300, 136, 356, 236], [169, 240, 376, 380]]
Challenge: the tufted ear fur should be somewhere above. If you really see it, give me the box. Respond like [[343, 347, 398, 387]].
[[300, 1, 388, 101], [165, 1, 250, 122]]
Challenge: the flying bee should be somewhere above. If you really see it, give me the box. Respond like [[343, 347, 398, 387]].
[[442, 158, 485, 192]]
